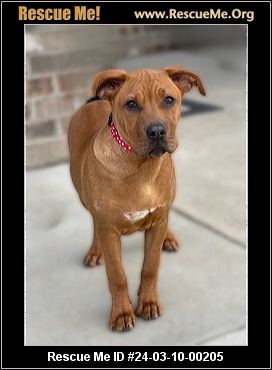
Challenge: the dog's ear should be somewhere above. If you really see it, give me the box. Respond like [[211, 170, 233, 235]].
[[92, 69, 127, 100], [165, 67, 206, 96]]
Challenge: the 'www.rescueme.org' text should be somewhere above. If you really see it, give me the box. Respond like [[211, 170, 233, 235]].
[[134, 9, 254, 22]]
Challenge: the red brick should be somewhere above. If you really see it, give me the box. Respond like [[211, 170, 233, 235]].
[[26, 121, 56, 139], [26, 136, 69, 168], [36, 94, 74, 119], [26, 77, 53, 97], [34, 96, 57, 121], [58, 71, 94, 92], [56, 95, 75, 114]]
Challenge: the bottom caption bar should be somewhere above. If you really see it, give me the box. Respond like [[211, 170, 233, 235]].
[[48, 350, 224, 364]]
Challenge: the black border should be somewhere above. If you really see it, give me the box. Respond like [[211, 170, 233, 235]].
[[1, 1, 271, 369]]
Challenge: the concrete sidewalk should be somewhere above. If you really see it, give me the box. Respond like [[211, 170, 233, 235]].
[[26, 46, 246, 346], [25, 165, 246, 346]]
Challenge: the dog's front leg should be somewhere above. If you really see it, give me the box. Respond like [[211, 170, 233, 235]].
[[99, 225, 135, 332], [136, 215, 168, 320]]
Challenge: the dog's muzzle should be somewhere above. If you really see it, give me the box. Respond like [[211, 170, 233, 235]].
[[146, 123, 167, 157]]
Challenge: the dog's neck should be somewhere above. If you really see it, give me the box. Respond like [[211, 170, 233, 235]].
[[85, 96, 166, 178], [108, 114, 134, 154], [93, 121, 165, 179], [87, 97, 134, 154]]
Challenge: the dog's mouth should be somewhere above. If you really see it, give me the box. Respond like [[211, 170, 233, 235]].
[[135, 137, 178, 158], [148, 146, 166, 158]]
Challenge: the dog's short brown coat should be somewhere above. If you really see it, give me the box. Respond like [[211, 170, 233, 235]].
[[68, 67, 205, 331]]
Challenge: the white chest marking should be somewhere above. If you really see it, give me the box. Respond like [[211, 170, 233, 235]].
[[123, 208, 157, 224]]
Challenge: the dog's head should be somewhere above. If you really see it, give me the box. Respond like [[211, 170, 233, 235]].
[[92, 67, 206, 157]]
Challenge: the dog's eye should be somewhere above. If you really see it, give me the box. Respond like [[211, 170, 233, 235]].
[[164, 96, 175, 106], [125, 100, 139, 111]]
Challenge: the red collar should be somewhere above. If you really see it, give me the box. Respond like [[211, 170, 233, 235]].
[[109, 120, 134, 154], [86, 98, 134, 154]]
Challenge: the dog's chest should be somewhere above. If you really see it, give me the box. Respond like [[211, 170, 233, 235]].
[[123, 207, 157, 224], [121, 205, 164, 234], [119, 183, 169, 233], [89, 156, 175, 234]]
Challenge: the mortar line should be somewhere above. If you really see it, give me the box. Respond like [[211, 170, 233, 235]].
[[171, 206, 246, 249]]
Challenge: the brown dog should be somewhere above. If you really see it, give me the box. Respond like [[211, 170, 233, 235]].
[[68, 67, 205, 332]]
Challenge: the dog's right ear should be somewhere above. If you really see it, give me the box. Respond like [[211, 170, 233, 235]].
[[92, 69, 127, 100]]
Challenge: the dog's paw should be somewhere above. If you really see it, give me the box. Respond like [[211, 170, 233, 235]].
[[135, 298, 162, 320], [109, 310, 136, 332], [84, 250, 103, 267], [162, 231, 179, 252]]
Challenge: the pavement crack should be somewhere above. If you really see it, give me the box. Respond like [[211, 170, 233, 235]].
[[171, 206, 246, 249], [195, 325, 246, 345]]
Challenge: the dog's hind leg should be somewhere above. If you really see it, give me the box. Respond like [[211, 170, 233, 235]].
[[162, 229, 180, 252], [84, 218, 103, 267]]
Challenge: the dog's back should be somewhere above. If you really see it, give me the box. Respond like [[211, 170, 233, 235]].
[[68, 99, 110, 193]]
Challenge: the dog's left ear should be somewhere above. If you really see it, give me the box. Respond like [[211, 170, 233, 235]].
[[165, 67, 206, 96], [92, 69, 127, 100]]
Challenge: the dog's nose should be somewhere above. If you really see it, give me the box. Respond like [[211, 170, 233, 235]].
[[146, 123, 166, 140]]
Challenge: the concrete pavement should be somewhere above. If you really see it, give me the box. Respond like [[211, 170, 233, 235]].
[[25, 164, 246, 346]]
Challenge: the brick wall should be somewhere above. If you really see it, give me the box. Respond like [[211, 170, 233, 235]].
[[26, 25, 179, 167], [26, 25, 244, 168]]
